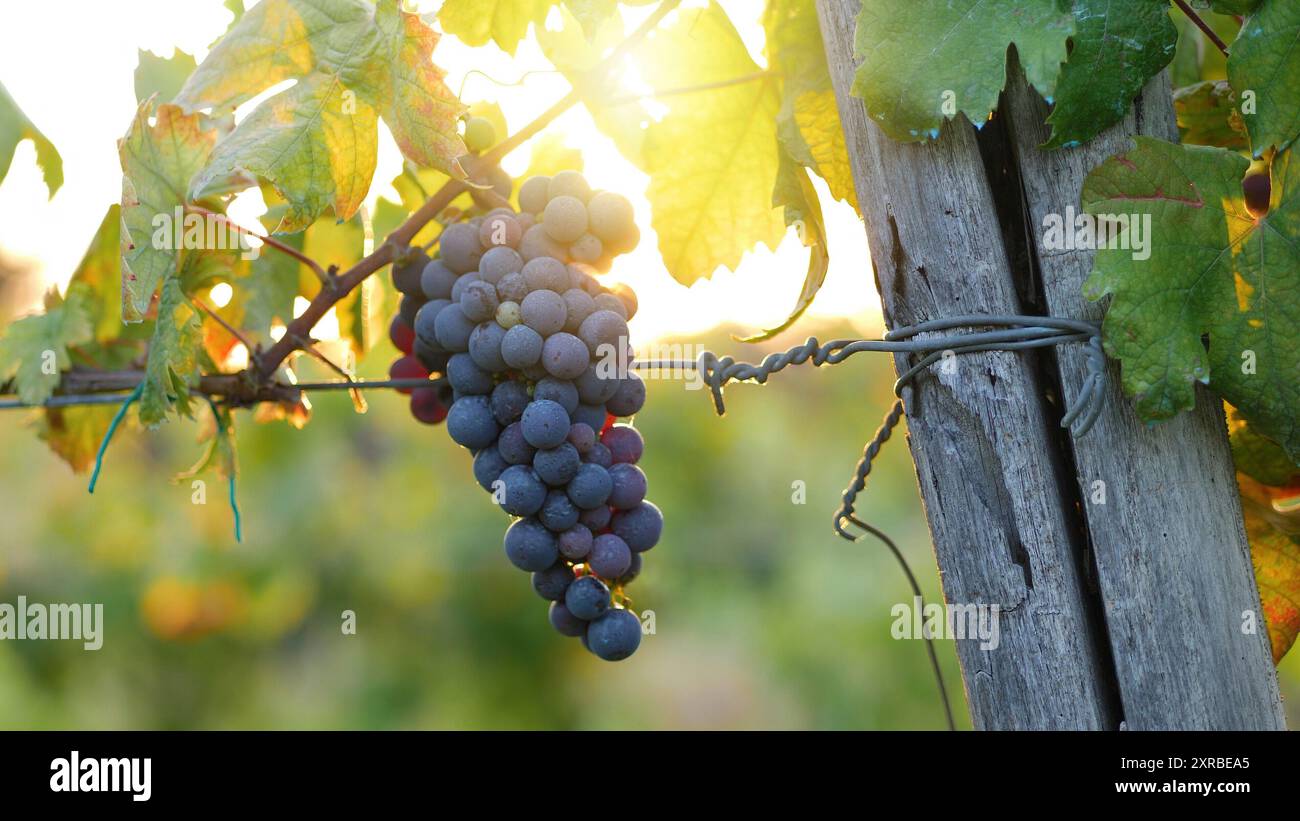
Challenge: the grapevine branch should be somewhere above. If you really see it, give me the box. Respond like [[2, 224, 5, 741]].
[[1174, 0, 1232, 58]]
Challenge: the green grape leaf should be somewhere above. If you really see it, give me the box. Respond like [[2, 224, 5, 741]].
[[517, 132, 583, 190], [68, 205, 130, 342], [0, 80, 63, 197], [535, 7, 646, 165], [792, 90, 856, 210], [438, 0, 554, 55], [119, 101, 217, 322], [852, 0, 1074, 142], [765, 0, 857, 211], [0, 283, 94, 404], [1043, 0, 1177, 149], [191, 74, 379, 233], [176, 403, 238, 482], [1228, 1, 1300, 154], [62, 214, 152, 377], [1174, 80, 1250, 150], [736, 153, 828, 343], [1230, 405, 1300, 487], [633, 3, 785, 284], [562, 0, 619, 40], [36, 406, 119, 474], [178, 0, 466, 231], [134, 48, 198, 104], [1239, 475, 1300, 663], [140, 276, 203, 426], [1212, 0, 1261, 14], [301, 212, 372, 355], [1083, 138, 1300, 459]]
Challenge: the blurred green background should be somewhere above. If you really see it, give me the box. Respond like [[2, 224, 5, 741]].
[[0, 317, 1296, 729]]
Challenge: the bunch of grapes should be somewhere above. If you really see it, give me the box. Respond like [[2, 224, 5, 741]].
[[385, 138, 659, 661]]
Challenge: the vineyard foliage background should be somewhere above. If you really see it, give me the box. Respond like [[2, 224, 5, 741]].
[[0, 0, 1297, 726]]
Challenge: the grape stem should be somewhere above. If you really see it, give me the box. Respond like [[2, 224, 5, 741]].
[[1173, 0, 1231, 58], [252, 0, 683, 383], [186, 205, 333, 287]]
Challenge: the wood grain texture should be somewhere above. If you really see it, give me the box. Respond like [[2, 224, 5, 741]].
[[816, 0, 1117, 729], [1003, 69, 1286, 730]]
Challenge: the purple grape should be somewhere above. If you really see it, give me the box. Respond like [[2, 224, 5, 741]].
[[498, 421, 536, 465], [611, 501, 662, 552], [497, 465, 546, 517], [532, 561, 575, 601], [565, 575, 610, 621], [602, 424, 643, 464], [558, 524, 593, 561], [490, 380, 531, 426], [520, 399, 570, 449], [586, 608, 641, 661], [534, 442, 581, 486], [549, 601, 586, 637], [589, 533, 632, 579], [504, 517, 558, 572], [607, 463, 647, 510], [567, 462, 612, 510]]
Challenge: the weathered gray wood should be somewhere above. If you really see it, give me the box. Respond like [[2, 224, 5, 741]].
[[816, 0, 1117, 729], [1003, 71, 1286, 729]]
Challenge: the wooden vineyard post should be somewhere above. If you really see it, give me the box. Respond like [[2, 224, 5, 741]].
[[815, 0, 1286, 729]]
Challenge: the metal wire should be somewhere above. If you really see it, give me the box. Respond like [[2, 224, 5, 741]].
[[638, 313, 1105, 731]]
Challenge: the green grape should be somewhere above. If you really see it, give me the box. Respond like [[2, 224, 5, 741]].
[[568, 233, 603, 264], [496, 300, 522, 329], [587, 191, 635, 246], [547, 170, 591, 203], [463, 116, 497, 153], [519, 175, 551, 215], [542, 195, 588, 244]]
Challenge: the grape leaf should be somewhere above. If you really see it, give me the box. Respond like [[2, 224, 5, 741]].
[[438, 0, 554, 55], [0, 80, 63, 197], [633, 3, 786, 283], [1043, 0, 1177, 149], [441, 0, 620, 53], [563, 0, 620, 40], [765, 0, 857, 211], [178, 0, 466, 231], [302, 211, 373, 355], [1227, 0, 1300, 154], [1212, 0, 1261, 14], [68, 205, 129, 342], [1174, 80, 1250, 150], [134, 48, 198, 104], [0, 283, 94, 404], [176, 403, 238, 482], [535, 7, 646, 165], [140, 276, 203, 426], [1083, 138, 1300, 459], [518, 132, 583, 188], [119, 101, 217, 323], [792, 90, 856, 210], [192, 74, 379, 233], [36, 406, 119, 474], [1239, 474, 1300, 663], [1229, 405, 1299, 487], [736, 153, 828, 343], [852, 0, 1074, 142]]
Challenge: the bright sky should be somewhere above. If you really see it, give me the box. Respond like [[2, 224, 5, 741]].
[[0, 0, 882, 344]]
